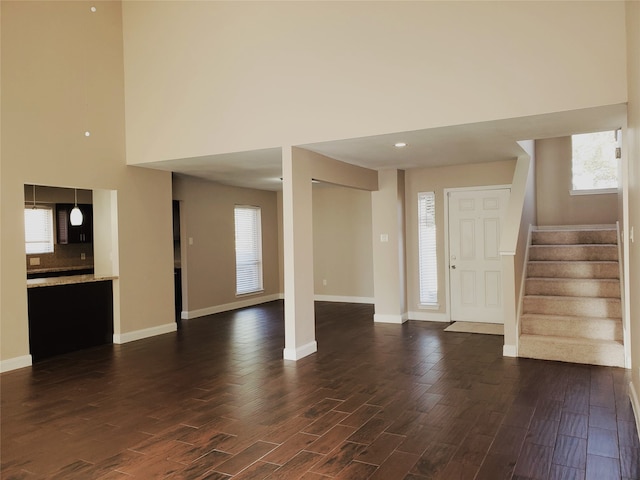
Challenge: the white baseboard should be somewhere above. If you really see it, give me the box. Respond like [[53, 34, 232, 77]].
[[113, 322, 177, 344], [314, 295, 374, 304], [630, 381, 640, 443], [408, 311, 449, 322], [374, 313, 408, 324], [503, 344, 517, 357], [182, 294, 281, 320], [0, 354, 33, 373], [283, 341, 317, 361]]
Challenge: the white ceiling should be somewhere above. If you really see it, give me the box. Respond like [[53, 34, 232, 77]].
[[142, 104, 627, 191]]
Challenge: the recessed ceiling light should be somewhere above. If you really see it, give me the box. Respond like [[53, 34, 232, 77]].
[[394, 142, 407, 148]]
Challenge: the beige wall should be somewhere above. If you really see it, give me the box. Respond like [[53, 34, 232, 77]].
[[172, 174, 280, 314], [626, 0, 640, 422], [313, 185, 373, 300], [121, 1, 627, 165], [405, 160, 517, 318], [1, 1, 174, 366], [371, 170, 409, 322], [536, 137, 619, 226]]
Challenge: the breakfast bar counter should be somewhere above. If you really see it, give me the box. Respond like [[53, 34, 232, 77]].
[[27, 273, 117, 288], [27, 275, 116, 361]]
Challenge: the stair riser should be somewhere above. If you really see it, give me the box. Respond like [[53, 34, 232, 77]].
[[521, 316, 623, 341], [532, 230, 617, 246], [527, 262, 619, 279], [523, 297, 621, 318], [529, 245, 618, 262], [525, 279, 620, 298], [519, 337, 624, 367]]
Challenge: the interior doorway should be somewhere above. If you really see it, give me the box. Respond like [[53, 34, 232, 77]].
[[447, 187, 510, 324], [173, 200, 182, 323]]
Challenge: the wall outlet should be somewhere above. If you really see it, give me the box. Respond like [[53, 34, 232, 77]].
[[29, 257, 40, 266], [322, 279, 327, 286], [81, 253, 86, 260], [189, 237, 194, 245], [380, 233, 389, 243]]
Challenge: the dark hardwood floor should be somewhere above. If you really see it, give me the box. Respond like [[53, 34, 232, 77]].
[[1, 301, 639, 479]]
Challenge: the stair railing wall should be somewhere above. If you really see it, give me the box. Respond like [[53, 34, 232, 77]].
[[515, 224, 536, 356], [500, 151, 537, 357], [617, 221, 631, 368]]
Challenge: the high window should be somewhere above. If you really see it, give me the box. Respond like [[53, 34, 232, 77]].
[[418, 192, 438, 306], [234, 206, 263, 295], [571, 130, 619, 194], [24, 206, 54, 254]]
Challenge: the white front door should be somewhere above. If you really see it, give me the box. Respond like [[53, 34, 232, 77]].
[[448, 188, 510, 324]]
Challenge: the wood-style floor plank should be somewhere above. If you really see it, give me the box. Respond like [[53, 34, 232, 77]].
[[1, 301, 639, 479]]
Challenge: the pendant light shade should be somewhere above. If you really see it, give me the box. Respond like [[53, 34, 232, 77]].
[[70, 189, 83, 226]]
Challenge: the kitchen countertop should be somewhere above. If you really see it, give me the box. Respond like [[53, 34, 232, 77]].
[[27, 265, 93, 274], [27, 274, 118, 289]]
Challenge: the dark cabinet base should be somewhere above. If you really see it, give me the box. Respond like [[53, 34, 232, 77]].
[[28, 281, 113, 362]]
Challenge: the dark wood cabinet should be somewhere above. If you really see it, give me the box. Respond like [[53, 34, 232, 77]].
[[56, 204, 93, 244], [27, 280, 113, 362]]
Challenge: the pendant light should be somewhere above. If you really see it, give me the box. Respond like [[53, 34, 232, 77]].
[[70, 188, 83, 226]]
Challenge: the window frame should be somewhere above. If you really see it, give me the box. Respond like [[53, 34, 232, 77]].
[[570, 130, 620, 196], [24, 205, 55, 255], [234, 205, 264, 296], [417, 192, 438, 307]]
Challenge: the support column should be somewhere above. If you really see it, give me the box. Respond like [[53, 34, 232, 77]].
[[372, 169, 408, 323], [282, 146, 317, 360]]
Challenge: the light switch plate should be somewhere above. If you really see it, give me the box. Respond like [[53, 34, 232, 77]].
[[380, 234, 389, 243]]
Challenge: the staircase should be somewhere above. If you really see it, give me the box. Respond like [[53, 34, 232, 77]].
[[519, 226, 625, 367]]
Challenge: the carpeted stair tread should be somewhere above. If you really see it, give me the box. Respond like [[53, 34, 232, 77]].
[[527, 261, 619, 279], [532, 229, 617, 246], [529, 244, 618, 262], [519, 334, 624, 367], [523, 295, 621, 318], [520, 313, 623, 341], [525, 277, 621, 298]]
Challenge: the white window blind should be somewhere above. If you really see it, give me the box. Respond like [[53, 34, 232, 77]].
[[25, 206, 54, 254], [418, 192, 438, 306], [234, 206, 263, 295]]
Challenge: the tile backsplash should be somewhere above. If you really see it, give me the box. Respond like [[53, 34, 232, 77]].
[[26, 243, 94, 271]]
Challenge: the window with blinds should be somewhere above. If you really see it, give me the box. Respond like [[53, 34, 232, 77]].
[[417, 192, 438, 306], [234, 206, 263, 295], [25, 206, 54, 254]]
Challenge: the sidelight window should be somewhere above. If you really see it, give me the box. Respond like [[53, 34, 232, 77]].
[[234, 206, 263, 295], [418, 192, 438, 306]]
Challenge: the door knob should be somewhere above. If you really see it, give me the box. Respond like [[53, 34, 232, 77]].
[[451, 265, 456, 269]]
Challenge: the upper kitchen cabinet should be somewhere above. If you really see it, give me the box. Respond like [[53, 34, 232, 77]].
[[56, 204, 93, 244]]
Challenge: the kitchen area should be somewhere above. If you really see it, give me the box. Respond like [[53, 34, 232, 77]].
[[25, 185, 118, 362]]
